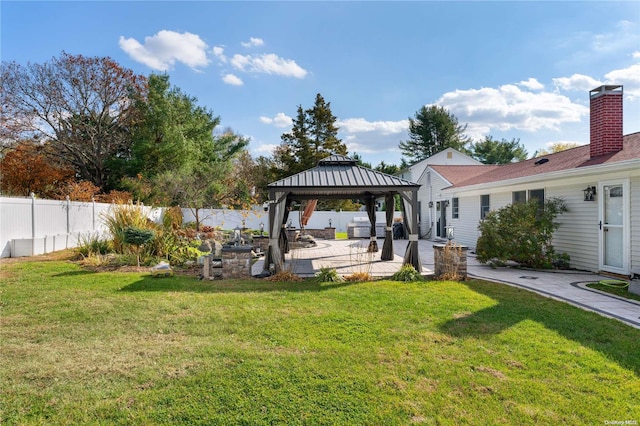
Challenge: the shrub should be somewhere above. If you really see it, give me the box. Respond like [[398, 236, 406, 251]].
[[76, 233, 112, 258], [316, 267, 344, 283], [123, 226, 155, 267], [391, 264, 422, 282], [476, 197, 568, 269], [102, 202, 152, 253], [162, 206, 183, 230]]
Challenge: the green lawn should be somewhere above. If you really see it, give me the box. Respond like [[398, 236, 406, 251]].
[[1, 256, 639, 425], [587, 281, 640, 302]]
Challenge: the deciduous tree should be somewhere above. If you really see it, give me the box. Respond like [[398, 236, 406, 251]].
[[152, 129, 248, 230], [1, 52, 146, 190], [535, 142, 580, 157], [0, 140, 74, 197]]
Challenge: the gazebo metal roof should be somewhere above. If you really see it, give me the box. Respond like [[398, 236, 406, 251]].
[[268, 154, 419, 199]]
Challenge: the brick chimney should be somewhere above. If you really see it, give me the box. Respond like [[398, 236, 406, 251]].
[[590, 85, 623, 158]]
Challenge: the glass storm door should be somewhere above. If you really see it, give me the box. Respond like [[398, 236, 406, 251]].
[[600, 182, 626, 273]]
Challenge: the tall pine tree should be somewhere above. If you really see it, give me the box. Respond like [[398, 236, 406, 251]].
[[399, 105, 470, 164], [275, 93, 347, 179]]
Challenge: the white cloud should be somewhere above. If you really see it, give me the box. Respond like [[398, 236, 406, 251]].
[[241, 37, 264, 48], [518, 78, 544, 91], [212, 46, 227, 63], [253, 143, 278, 154], [591, 20, 639, 55], [633, 51, 640, 59], [553, 74, 602, 92], [605, 63, 640, 100], [260, 113, 293, 128], [222, 74, 243, 86], [119, 30, 210, 71], [435, 84, 589, 140], [337, 118, 408, 135], [334, 121, 408, 157], [230, 53, 307, 78]]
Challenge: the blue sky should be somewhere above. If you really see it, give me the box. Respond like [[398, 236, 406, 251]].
[[2, 1, 639, 167]]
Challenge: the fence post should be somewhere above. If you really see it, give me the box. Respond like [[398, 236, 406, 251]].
[[92, 196, 95, 231], [31, 192, 35, 256], [66, 195, 70, 248]]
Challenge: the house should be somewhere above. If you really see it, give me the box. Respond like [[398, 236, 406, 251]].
[[397, 147, 482, 183], [418, 85, 639, 276], [396, 148, 482, 239]]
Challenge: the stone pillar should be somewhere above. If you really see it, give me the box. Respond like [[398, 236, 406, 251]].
[[221, 246, 253, 279], [433, 243, 468, 280]]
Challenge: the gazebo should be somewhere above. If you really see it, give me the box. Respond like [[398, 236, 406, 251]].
[[264, 154, 422, 274]]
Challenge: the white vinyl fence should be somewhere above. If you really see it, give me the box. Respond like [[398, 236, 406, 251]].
[[0, 196, 162, 258], [1, 196, 401, 258], [183, 208, 401, 234]]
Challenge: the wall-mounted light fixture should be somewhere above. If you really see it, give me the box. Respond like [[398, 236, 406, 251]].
[[428, 201, 434, 208], [329, 218, 332, 228], [445, 225, 454, 241], [583, 186, 596, 201]]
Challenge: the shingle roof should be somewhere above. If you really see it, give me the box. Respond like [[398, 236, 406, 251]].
[[432, 132, 640, 189], [268, 154, 419, 197]]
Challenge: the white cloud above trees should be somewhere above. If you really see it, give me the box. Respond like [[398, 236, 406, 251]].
[[230, 53, 307, 78], [119, 30, 210, 71], [337, 118, 408, 135], [259, 113, 293, 128], [433, 84, 588, 140]]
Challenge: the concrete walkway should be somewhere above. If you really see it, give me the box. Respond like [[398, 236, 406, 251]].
[[253, 238, 640, 330]]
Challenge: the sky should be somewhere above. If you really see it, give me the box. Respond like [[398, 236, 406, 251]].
[[2, 1, 639, 167]]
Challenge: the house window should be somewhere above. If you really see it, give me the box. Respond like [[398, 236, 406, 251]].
[[529, 189, 545, 211], [512, 191, 526, 204], [480, 194, 490, 219], [512, 189, 545, 208], [452, 197, 459, 219]]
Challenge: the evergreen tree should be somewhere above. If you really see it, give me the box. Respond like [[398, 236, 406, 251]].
[[275, 93, 347, 179], [399, 105, 470, 164], [468, 136, 528, 164]]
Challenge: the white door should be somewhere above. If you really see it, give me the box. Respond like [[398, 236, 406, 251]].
[[599, 181, 629, 274]]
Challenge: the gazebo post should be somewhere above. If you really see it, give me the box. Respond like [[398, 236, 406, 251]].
[[400, 189, 422, 272]]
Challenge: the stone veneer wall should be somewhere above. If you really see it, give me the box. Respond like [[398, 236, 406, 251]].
[[285, 228, 336, 242], [221, 246, 253, 279], [433, 243, 468, 279]]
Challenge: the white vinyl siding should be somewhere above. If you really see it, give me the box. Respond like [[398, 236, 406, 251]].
[[449, 195, 481, 248], [548, 184, 599, 272], [419, 171, 452, 239], [631, 176, 640, 275]]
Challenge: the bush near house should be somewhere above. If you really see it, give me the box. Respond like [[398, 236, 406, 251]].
[[476, 197, 568, 269]]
